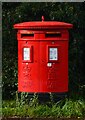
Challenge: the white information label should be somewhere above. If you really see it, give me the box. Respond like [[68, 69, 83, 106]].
[[49, 48, 58, 60], [23, 48, 30, 60]]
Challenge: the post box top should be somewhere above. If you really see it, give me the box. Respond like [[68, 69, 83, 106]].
[[14, 17, 73, 30]]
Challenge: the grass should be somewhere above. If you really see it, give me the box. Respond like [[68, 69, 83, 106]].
[[2, 92, 85, 118]]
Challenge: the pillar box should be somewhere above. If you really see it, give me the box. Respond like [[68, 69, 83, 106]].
[[14, 16, 73, 94]]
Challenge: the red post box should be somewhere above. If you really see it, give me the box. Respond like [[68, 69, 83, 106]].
[[14, 17, 73, 94]]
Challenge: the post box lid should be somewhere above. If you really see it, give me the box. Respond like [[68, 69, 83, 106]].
[[14, 16, 73, 29]]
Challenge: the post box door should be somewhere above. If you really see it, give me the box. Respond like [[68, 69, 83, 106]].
[[39, 41, 68, 92], [18, 41, 41, 92]]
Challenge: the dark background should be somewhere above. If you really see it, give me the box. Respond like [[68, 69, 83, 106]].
[[2, 2, 85, 100]]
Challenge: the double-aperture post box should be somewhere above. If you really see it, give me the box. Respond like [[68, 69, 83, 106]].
[[14, 17, 73, 93]]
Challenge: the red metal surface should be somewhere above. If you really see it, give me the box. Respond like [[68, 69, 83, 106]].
[[14, 18, 73, 93], [14, 21, 73, 29]]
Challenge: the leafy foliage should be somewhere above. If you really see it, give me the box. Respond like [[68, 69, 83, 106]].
[[2, 96, 85, 118]]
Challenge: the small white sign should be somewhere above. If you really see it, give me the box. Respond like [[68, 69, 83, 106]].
[[49, 48, 58, 60], [23, 48, 30, 60], [47, 63, 52, 67]]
